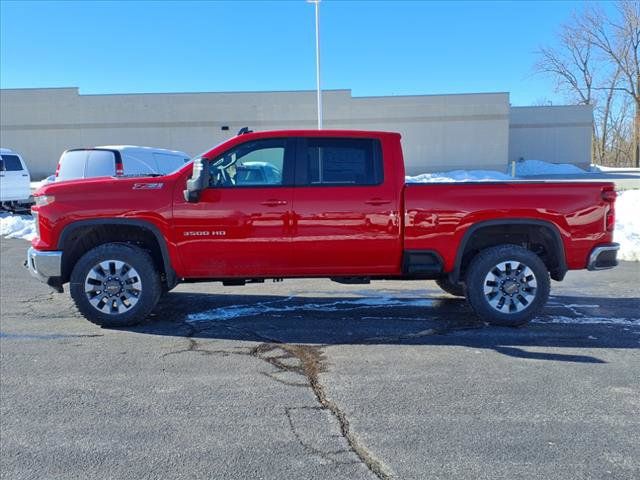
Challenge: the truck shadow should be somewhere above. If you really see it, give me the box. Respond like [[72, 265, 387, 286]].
[[121, 292, 640, 363]]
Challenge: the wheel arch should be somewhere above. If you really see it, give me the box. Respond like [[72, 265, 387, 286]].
[[450, 219, 567, 283], [58, 219, 177, 288]]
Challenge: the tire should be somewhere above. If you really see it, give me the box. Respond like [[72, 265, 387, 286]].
[[435, 278, 466, 297], [465, 245, 550, 327], [70, 243, 161, 327]]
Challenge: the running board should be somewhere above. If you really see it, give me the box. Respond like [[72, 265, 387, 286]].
[[330, 277, 371, 285]]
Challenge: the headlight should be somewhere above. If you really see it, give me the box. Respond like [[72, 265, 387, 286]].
[[34, 195, 55, 206]]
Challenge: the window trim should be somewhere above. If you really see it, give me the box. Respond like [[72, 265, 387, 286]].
[[294, 137, 384, 187], [204, 138, 295, 189]]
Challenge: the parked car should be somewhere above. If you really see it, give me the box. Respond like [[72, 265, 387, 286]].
[[211, 161, 283, 186], [55, 146, 190, 182], [27, 129, 619, 328], [1, 148, 31, 209]]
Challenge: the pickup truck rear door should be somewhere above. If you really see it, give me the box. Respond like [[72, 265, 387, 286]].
[[290, 137, 401, 275], [172, 138, 295, 277]]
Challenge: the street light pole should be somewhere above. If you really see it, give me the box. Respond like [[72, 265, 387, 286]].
[[308, 0, 322, 129]]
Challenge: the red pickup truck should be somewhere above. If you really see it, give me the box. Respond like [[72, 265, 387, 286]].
[[27, 129, 619, 328]]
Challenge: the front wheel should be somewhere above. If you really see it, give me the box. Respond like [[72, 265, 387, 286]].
[[465, 245, 550, 327], [70, 243, 161, 327]]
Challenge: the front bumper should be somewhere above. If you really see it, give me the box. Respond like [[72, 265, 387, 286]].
[[25, 247, 63, 291], [587, 243, 620, 271]]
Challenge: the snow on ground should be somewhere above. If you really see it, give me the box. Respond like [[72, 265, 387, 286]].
[[614, 189, 640, 261], [188, 296, 434, 322], [30, 175, 55, 191], [30, 180, 46, 190], [591, 164, 640, 173], [534, 316, 640, 326], [0, 213, 36, 241]]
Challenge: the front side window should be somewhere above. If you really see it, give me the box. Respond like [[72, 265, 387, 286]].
[[208, 140, 285, 187], [302, 138, 383, 186]]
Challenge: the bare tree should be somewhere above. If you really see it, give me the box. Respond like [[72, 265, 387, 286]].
[[595, 66, 623, 164], [535, 21, 594, 105], [535, 1, 639, 167], [581, 1, 640, 167]]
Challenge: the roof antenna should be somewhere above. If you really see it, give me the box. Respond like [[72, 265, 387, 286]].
[[237, 127, 253, 136]]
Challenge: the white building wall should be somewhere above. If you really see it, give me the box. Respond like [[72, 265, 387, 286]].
[[1, 87, 591, 179], [509, 105, 593, 169]]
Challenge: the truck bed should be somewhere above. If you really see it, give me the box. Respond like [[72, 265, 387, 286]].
[[403, 181, 615, 272]]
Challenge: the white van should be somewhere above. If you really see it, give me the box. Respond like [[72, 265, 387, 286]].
[[55, 146, 191, 182], [0, 148, 31, 207]]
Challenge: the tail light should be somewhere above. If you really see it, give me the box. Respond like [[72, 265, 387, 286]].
[[601, 189, 617, 202], [115, 160, 124, 176], [602, 187, 616, 232], [54, 162, 61, 178]]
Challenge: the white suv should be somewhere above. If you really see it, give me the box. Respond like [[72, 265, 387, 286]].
[[55, 145, 191, 182], [0, 148, 31, 208]]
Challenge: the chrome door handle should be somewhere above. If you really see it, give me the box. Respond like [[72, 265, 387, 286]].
[[365, 199, 391, 206]]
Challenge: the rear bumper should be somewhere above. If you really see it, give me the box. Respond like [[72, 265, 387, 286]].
[[25, 247, 63, 291], [587, 243, 619, 271]]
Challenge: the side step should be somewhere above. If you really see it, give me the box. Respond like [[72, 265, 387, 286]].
[[330, 277, 371, 285]]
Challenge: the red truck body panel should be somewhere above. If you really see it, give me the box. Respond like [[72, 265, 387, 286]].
[[32, 130, 616, 281], [404, 182, 614, 271]]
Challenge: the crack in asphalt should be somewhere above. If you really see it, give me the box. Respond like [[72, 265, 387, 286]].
[[160, 319, 396, 479], [254, 343, 396, 480], [157, 305, 489, 480], [284, 406, 357, 465]]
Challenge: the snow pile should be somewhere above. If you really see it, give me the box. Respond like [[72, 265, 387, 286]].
[[30, 175, 55, 191], [615, 189, 640, 261], [407, 169, 512, 183], [0, 213, 36, 241], [591, 164, 640, 173], [515, 160, 587, 176], [406, 160, 589, 183]]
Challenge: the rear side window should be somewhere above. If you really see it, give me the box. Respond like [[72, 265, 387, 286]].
[[85, 150, 116, 177], [57, 150, 116, 180], [1, 155, 24, 171], [301, 138, 383, 186], [57, 151, 89, 180]]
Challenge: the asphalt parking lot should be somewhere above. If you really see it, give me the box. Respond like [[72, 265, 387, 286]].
[[1, 237, 639, 480]]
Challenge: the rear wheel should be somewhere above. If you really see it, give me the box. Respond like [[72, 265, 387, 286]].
[[435, 278, 465, 297], [70, 243, 161, 327], [465, 245, 550, 327]]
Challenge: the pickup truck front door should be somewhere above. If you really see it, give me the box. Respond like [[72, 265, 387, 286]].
[[173, 138, 295, 277]]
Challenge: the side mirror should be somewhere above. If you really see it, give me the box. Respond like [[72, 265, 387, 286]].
[[184, 157, 210, 203]]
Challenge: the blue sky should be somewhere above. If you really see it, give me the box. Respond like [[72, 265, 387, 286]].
[[0, 0, 607, 106]]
